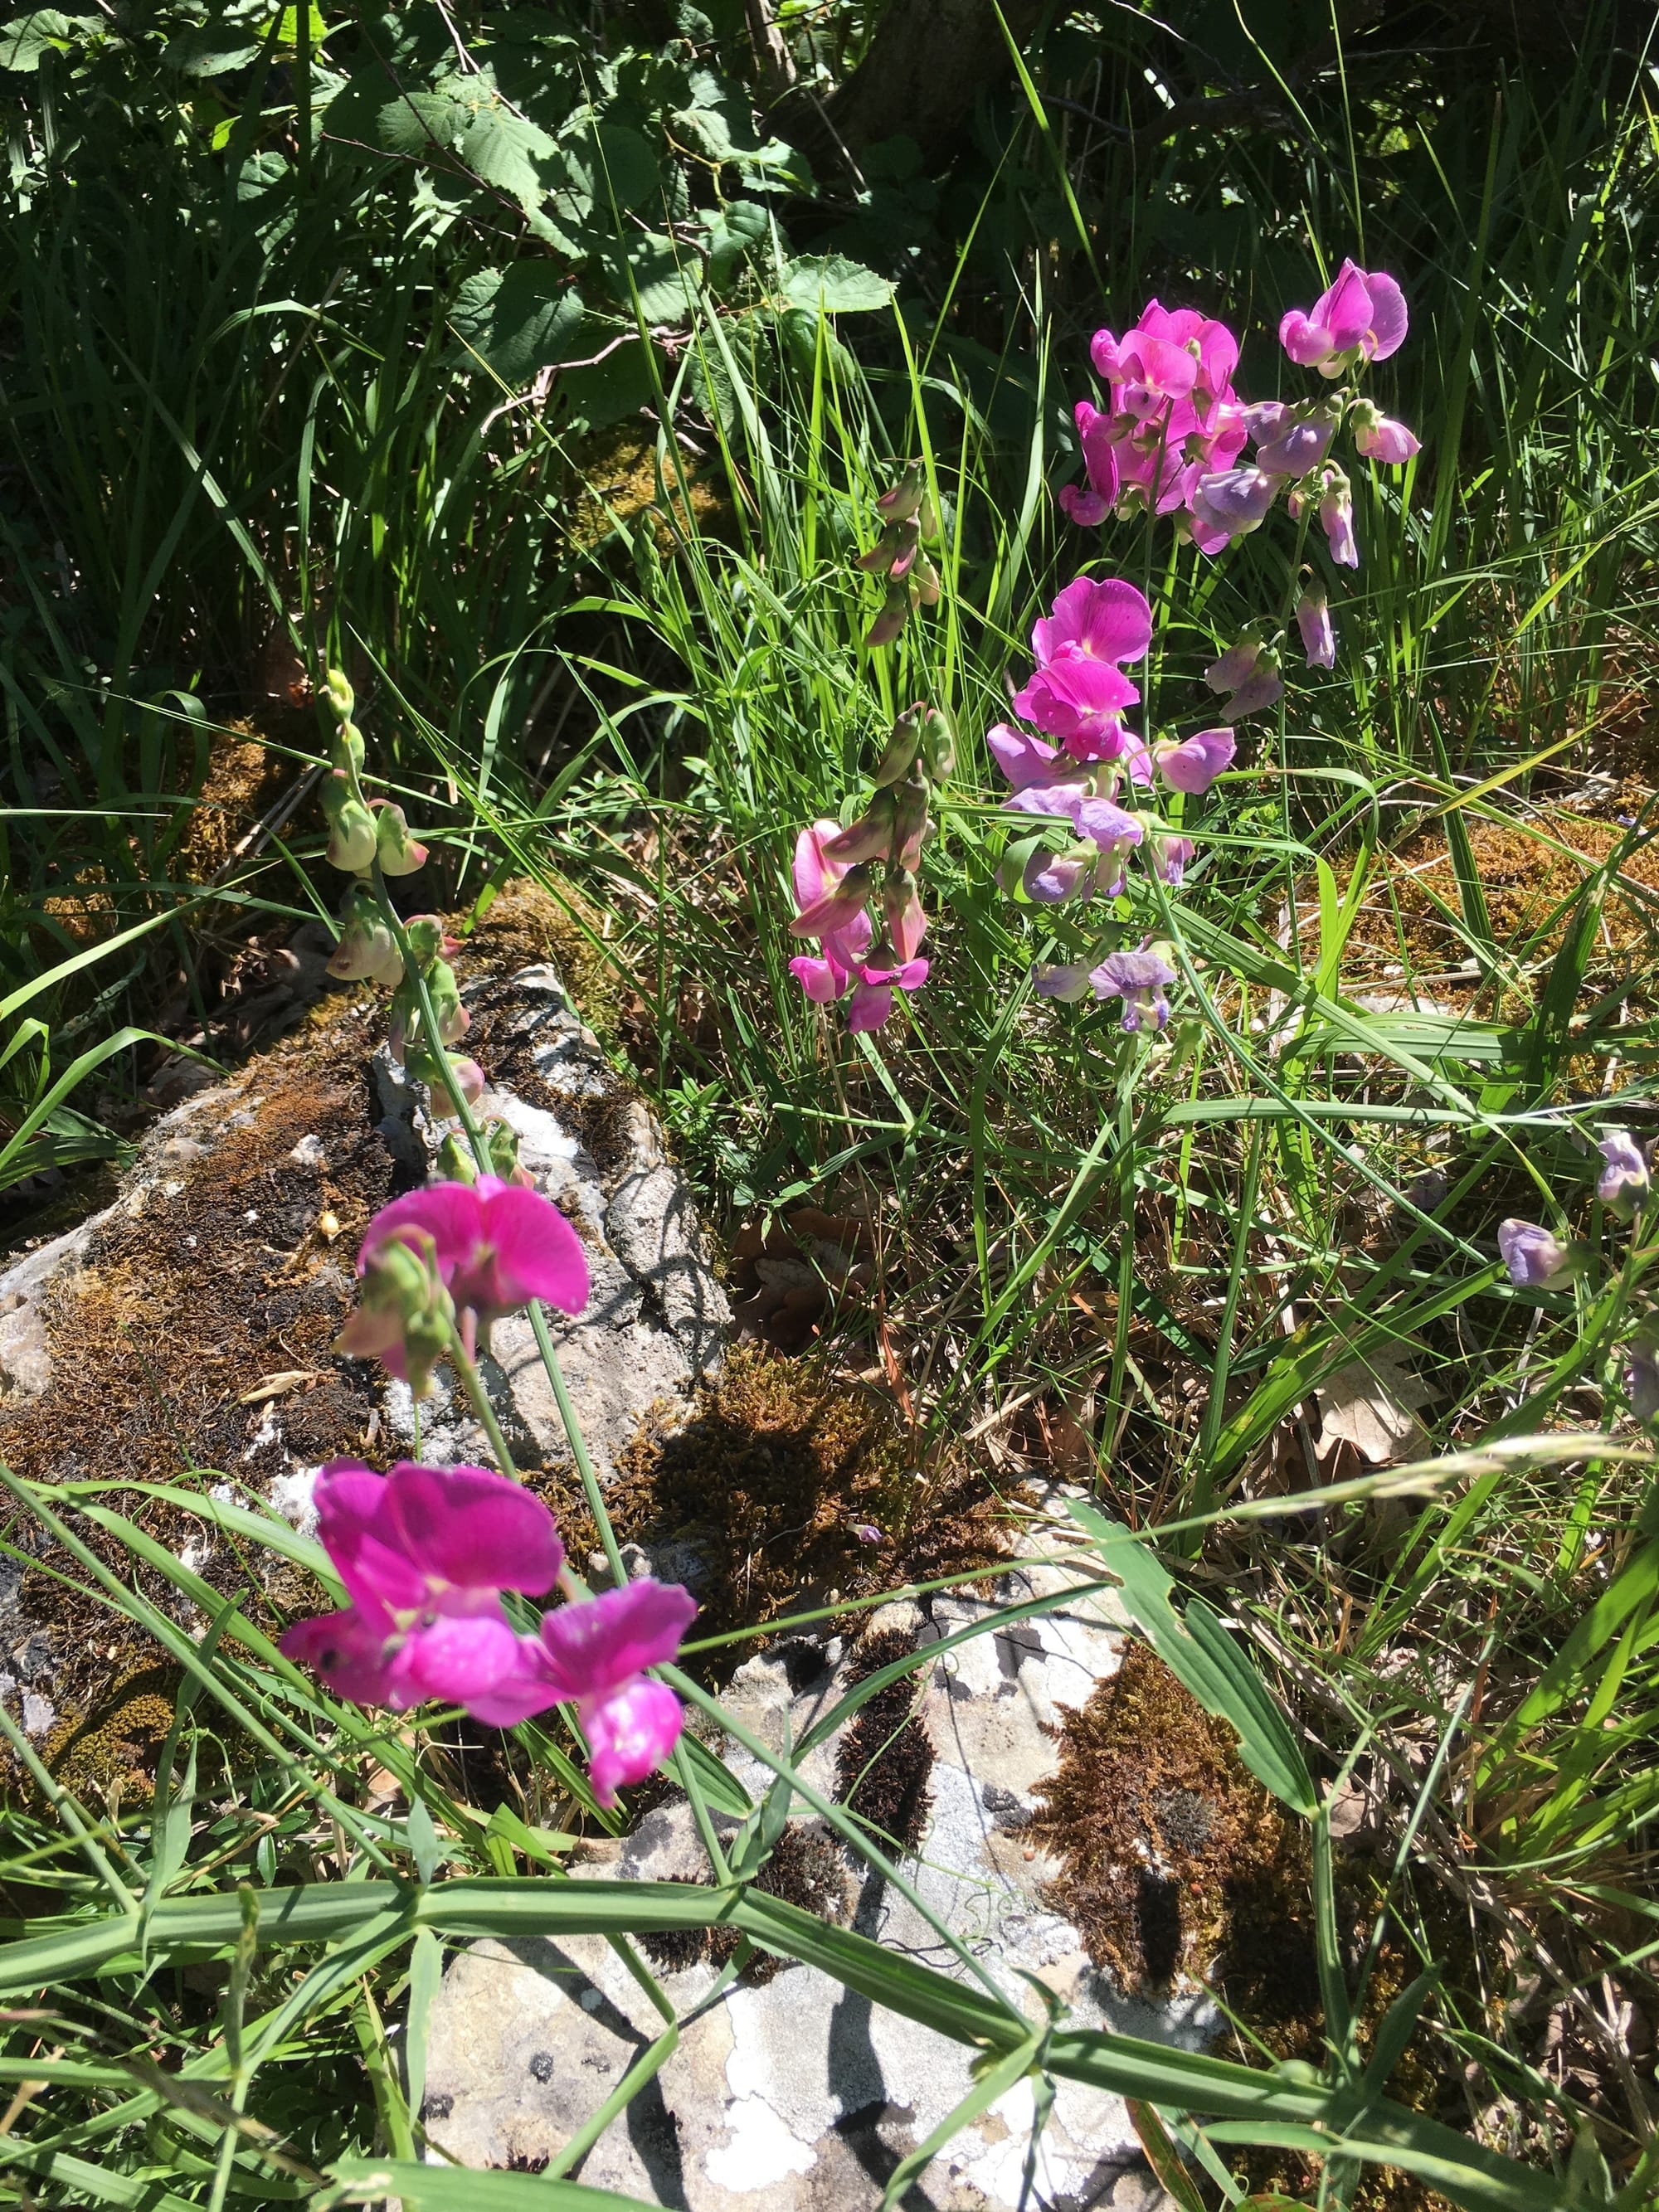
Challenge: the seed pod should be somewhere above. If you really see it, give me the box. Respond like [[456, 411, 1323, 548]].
[[870, 706, 924, 787], [323, 667, 354, 722], [918, 707, 956, 781]]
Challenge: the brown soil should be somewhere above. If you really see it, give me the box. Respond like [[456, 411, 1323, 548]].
[[0, 998, 401, 1782], [607, 1344, 1013, 1669], [174, 727, 294, 883]]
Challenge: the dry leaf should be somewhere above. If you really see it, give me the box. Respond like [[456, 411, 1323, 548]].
[[237, 1370, 321, 1405], [1314, 1349, 1436, 1466]]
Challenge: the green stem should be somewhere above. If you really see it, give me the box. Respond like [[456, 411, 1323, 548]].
[[443, 1319, 520, 1483]]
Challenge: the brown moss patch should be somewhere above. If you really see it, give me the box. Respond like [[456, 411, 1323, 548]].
[[176, 727, 294, 883], [1029, 1640, 1293, 1994], [455, 876, 624, 1038], [565, 425, 734, 558], [640, 1822, 854, 1983], [609, 1345, 1011, 1665], [833, 1627, 934, 1855], [0, 1004, 401, 1769]]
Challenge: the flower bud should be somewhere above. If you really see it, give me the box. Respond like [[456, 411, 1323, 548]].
[[874, 461, 924, 524], [330, 721, 366, 780], [323, 667, 355, 722], [337, 1235, 455, 1398], [1497, 1218, 1579, 1290], [883, 868, 927, 961], [404, 915, 449, 967], [822, 790, 897, 864], [911, 556, 941, 608], [891, 772, 930, 871], [1296, 578, 1336, 670], [864, 582, 910, 649], [374, 801, 429, 877], [326, 798, 379, 874], [436, 1131, 479, 1184], [1598, 1131, 1649, 1218], [486, 1121, 536, 1188], [426, 956, 469, 1047], [919, 707, 956, 781], [871, 707, 924, 787], [328, 894, 403, 985]]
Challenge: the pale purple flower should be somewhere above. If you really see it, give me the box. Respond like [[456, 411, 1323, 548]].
[[1153, 727, 1235, 795], [985, 722, 1088, 798], [1014, 577, 1152, 759], [1319, 474, 1359, 568], [1205, 636, 1283, 723], [1297, 580, 1336, 669], [1019, 843, 1099, 904], [1497, 1218, 1577, 1290], [1351, 402, 1421, 464], [1090, 946, 1177, 1033], [1146, 829, 1195, 887], [1031, 961, 1094, 1002], [533, 1578, 698, 1805], [1279, 260, 1408, 377], [1188, 466, 1279, 554], [1597, 1131, 1649, 1216], [1072, 798, 1144, 892], [279, 1460, 566, 1723], [1254, 403, 1338, 479]]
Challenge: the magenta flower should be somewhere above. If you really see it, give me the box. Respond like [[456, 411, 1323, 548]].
[[1093, 303, 1240, 422], [1153, 727, 1235, 795], [1013, 577, 1153, 759], [533, 1578, 698, 1805], [986, 722, 1090, 798], [1350, 401, 1421, 464], [1058, 399, 1121, 527], [343, 1175, 589, 1379], [1297, 580, 1336, 670], [1497, 1218, 1578, 1290], [280, 1460, 566, 1724], [787, 819, 876, 1007], [1598, 1132, 1649, 1217], [1279, 260, 1408, 377], [847, 957, 929, 1033], [1090, 946, 1177, 1033]]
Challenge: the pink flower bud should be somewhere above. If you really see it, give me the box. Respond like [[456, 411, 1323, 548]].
[[1296, 580, 1336, 669]]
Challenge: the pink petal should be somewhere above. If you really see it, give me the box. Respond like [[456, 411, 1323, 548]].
[[846, 980, 895, 1032], [280, 1604, 397, 1706], [1316, 260, 1372, 352], [791, 953, 850, 1004], [537, 1578, 697, 1706], [1088, 327, 1123, 379], [1277, 309, 1324, 367], [359, 1182, 483, 1283], [1157, 727, 1236, 795], [985, 722, 1064, 792], [792, 820, 842, 910], [385, 1460, 565, 1596], [1058, 484, 1112, 527], [476, 1182, 590, 1316], [397, 1612, 543, 1711], [1360, 270, 1408, 359], [585, 1679, 684, 1805], [315, 1461, 431, 1615]]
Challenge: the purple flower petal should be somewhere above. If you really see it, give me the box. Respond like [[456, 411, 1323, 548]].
[[586, 1679, 685, 1805], [385, 1461, 565, 1597], [537, 1578, 698, 1707]]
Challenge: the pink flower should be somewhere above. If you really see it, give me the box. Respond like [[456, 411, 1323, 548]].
[[1152, 727, 1235, 795], [1188, 467, 1279, 553], [1297, 580, 1336, 669], [1013, 578, 1152, 758], [1093, 302, 1240, 423], [1318, 474, 1359, 568], [1351, 402, 1420, 464], [847, 958, 929, 1033], [1279, 260, 1408, 377], [1253, 401, 1339, 479], [787, 819, 876, 1009], [346, 1176, 589, 1378], [1146, 829, 1194, 887], [1058, 399, 1121, 527], [986, 723, 1087, 797], [534, 1578, 698, 1804], [1071, 796, 1143, 892], [280, 1459, 565, 1723]]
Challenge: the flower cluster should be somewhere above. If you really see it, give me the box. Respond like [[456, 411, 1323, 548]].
[[1497, 1132, 1659, 1425], [338, 1174, 589, 1395], [1059, 262, 1419, 605], [280, 1458, 694, 1803], [320, 669, 428, 992], [787, 701, 951, 1032]]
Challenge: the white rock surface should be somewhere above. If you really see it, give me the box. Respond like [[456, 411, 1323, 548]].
[[422, 1547, 1204, 2209]]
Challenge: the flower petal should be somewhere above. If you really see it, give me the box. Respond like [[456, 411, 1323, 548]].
[[585, 1679, 685, 1805], [359, 1183, 482, 1283], [476, 1183, 590, 1316], [397, 1612, 545, 1714], [385, 1460, 565, 1597], [537, 1579, 698, 1707], [280, 1603, 397, 1706]]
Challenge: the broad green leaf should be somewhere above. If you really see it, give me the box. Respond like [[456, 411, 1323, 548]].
[[604, 233, 698, 325], [450, 266, 586, 383], [0, 8, 98, 70], [1066, 1501, 1317, 1816], [781, 254, 895, 314], [163, 22, 267, 75]]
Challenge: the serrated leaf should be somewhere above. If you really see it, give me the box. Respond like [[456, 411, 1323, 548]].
[[562, 118, 660, 212], [450, 266, 586, 383], [163, 22, 268, 75], [1, 8, 99, 70], [781, 254, 894, 314], [603, 233, 698, 324]]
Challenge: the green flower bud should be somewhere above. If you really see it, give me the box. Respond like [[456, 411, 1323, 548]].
[[323, 667, 355, 722], [375, 800, 429, 878], [919, 707, 956, 781], [870, 707, 924, 787]]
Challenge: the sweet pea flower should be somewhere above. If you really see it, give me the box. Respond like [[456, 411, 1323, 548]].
[[1297, 579, 1336, 669], [279, 1460, 566, 1723], [847, 956, 930, 1033], [1094, 303, 1240, 424], [1146, 829, 1195, 887], [533, 1578, 698, 1804], [1279, 260, 1408, 377], [1188, 467, 1279, 554], [1497, 1218, 1578, 1290], [1598, 1131, 1649, 1216], [986, 722, 1090, 798], [1318, 472, 1360, 568], [1153, 727, 1235, 795], [1253, 401, 1339, 479], [1091, 946, 1177, 1033], [1350, 400, 1421, 464], [1014, 843, 1099, 904], [1031, 961, 1094, 1002], [788, 819, 875, 1007], [1072, 797, 1144, 892], [1012, 578, 1152, 759], [1058, 399, 1121, 527], [1204, 636, 1284, 722], [344, 1175, 589, 1380]]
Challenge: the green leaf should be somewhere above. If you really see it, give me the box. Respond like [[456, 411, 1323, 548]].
[[677, 1729, 753, 1817], [781, 254, 895, 314], [163, 22, 267, 75], [704, 198, 768, 289], [563, 119, 660, 212], [1066, 1501, 1318, 1816], [0, 8, 97, 70], [406, 1796, 440, 1887], [450, 267, 587, 383], [603, 233, 698, 324], [328, 2161, 660, 2210]]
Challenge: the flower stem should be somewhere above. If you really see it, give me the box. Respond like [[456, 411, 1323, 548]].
[[443, 1320, 521, 1483]]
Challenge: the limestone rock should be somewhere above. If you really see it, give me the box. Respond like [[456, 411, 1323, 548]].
[[422, 1551, 1204, 2209]]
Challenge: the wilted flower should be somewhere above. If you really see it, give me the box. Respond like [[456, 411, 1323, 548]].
[[1497, 1218, 1578, 1290], [1350, 398, 1421, 464], [1597, 1130, 1649, 1217], [1279, 259, 1408, 377], [1090, 945, 1177, 1032], [1318, 471, 1360, 569], [279, 1459, 566, 1723], [1188, 466, 1279, 554], [328, 892, 404, 988], [1296, 579, 1336, 670], [531, 1578, 698, 1804], [372, 800, 429, 877], [1152, 727, 1235, 795]]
